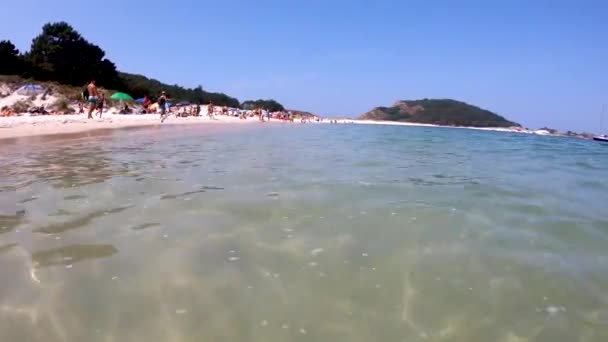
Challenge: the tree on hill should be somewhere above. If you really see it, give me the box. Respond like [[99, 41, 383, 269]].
[[0, 40, 23, 75], [242, 99, 285, 112], [0, 21, 266, 109], [28, 22, 122, 88], [118, 73, 240, 107]]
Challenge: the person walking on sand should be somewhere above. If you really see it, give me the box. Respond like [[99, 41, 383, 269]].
[[86, 79, 99, 119], [97, 93, 105, 118], [143, 95, 150, 113], [208, 102, 215, 120], [158, 91, 168, 121]]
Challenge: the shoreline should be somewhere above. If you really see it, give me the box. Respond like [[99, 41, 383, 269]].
[[0, 114, 269, 140], [0, 113, 546, 141]]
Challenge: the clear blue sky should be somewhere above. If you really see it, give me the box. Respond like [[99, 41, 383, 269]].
[[1, 0, 607, 131]]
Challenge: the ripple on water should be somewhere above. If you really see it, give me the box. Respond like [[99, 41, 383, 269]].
[[0, 243, 17, 255], [63, 194, 87, 201], [32, 244, 118, 268], [0, 211, 27, 235], [48, 209, 74, 217], [33, 206, 133, 234], [130, 223, 161, 231], [1, 124, 608, 341], [160, 185, 224, 200], [18, 196, 38, 204]]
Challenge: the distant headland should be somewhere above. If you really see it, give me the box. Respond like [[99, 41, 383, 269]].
[[359, 99, 520, 128]]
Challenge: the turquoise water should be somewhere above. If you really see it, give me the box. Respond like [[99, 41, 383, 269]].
[[1, 124, 608, 341]]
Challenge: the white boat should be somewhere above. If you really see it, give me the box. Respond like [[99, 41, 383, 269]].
[[593, 135, 608, 142], [594, 106, 607, 142], [533, 129, 551, 136]]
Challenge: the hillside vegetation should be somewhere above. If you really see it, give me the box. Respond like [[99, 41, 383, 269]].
[[360, 99, 520, 127], [0, 22, 278, 109]]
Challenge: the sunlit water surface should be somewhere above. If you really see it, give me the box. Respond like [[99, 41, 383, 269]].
[[1, 124, 608, 341]]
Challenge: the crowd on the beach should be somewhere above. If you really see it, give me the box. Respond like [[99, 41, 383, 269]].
[[0, 79, 321, 123], [85, 79, 319, 123]]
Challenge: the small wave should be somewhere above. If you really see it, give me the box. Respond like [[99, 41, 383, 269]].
[[33, 205, 133, 234], [32, 244, 118, 268], [131, 223, 161, 231], [64, 195, 87, 201]]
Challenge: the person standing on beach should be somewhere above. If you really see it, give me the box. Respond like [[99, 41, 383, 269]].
[[143, 95, 150, 113], [86, 79, 99, 119], [158, 91, 167, 120], [96, 93, 105, 118], [208, 102, 215, 120]]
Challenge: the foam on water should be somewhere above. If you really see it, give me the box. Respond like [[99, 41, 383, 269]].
[[310, 248, 324, 256]]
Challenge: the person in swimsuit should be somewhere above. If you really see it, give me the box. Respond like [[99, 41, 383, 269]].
[[87, 79, 99, 119], [159, 91, 170, 122], [97, 93, 105, 118], [143, 95, 150, 113], [208, 102, 215, 120]]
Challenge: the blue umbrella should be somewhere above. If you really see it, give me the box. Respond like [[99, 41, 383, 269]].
[[135, 98, 145, 103], [15, 83, 45, 96]]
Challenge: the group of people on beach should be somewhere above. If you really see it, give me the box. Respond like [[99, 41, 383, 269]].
[[0, 107, 15, 117], [81, 79, 138, 118], [1, 79, 322, 123]]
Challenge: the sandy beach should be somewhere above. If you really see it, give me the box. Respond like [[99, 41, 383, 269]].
[[0, 113, 293, 140], [0, 87, 531, 140], [0, 113, 531, 140]]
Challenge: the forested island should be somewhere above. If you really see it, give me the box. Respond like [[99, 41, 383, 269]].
[[359, 99, 520, 128]]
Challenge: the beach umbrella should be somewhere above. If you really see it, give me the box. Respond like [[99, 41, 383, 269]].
[[135, 98, 145, 103], [15, 83, 45, 96], [110, 92, 134, 101], [176, 101, 190, 107]]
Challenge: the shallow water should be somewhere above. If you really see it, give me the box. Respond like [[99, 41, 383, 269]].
[[1, 124, 608, 341]]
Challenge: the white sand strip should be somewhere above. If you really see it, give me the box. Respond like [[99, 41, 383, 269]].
[[0, 113, 528, 140], [0, 114, 284, 139]]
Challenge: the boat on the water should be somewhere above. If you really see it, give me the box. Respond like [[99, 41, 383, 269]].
[[593, 135, 608, 142], [595, 106, 607, 142]]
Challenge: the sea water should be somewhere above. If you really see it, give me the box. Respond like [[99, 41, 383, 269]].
[[1, 124, 607, 341]]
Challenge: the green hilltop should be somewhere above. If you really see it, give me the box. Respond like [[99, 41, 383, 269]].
[[359, 99, 520, 128]]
